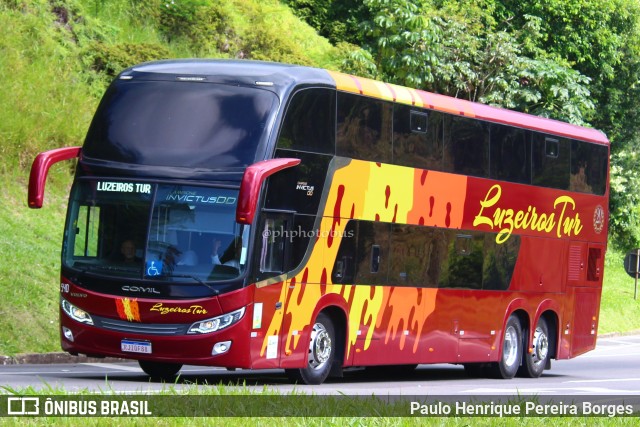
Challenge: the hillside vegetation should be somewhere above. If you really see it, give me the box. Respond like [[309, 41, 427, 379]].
[[0, 0, 638, 356]]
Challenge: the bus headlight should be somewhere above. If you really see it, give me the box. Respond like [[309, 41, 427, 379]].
[[188, 307, 245, 334], [61, 298, 94, 325]]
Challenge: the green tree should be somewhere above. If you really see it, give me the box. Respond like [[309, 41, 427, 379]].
[[283, 0, 372, 44], [344, 0, 595, 124], [495, 0, 640, 249]]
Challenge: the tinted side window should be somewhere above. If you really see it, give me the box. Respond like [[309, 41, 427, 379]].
[[570, 140, 608, 195], [444, 115, 489, 177], [331, 221, 520, 290], [253, 214, 314, 281], [439, 233, 484, 289], [389, 224, 449, 287], [490, 125, 530, 184], [277, 88, 335, 154], [532, 133, 570, 190], [353, 221, 390, 285], [393, 104, 443, 170], [291, 214, 315, 271], [254, 213, 295, 281], [332, 220, 358, 284], [480, 234, 520, 291], [257, 216, 288, 276], [264, 149, 331, 215], [337, 92, 392, 163], [438, 231, 519, 290]]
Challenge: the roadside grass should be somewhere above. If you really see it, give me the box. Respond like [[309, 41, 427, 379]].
[[4, 416, 629, 427], [0, 170, 72, 355], [600, 249, 640, 334], [0, 415, 635, 427], [0, 385, 638, 426], [0, 6, 97, 172]]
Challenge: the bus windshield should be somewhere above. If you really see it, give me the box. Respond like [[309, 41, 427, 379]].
[[82, 80, 278, 169], [63, 180, 248, 283]]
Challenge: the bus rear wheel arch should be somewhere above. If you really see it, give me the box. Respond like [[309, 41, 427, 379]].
[[286, 312, 337, 385]]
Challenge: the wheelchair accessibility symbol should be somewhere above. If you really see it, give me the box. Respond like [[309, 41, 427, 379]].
[[146, 260, 162, 277]]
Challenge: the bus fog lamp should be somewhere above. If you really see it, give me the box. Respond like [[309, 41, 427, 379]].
[[62, 327, 74, 342], [212, 341, 232, 355], [188, 307, 245, 334], [61, 298, 93, 325]]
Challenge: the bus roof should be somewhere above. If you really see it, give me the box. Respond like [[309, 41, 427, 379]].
[[120, 60, 608, 146], [120, 59, 335, 97]]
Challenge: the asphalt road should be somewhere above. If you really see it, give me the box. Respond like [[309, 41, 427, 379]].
[[1, 334, 640, 396]]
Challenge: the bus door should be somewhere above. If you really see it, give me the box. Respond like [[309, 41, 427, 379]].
[[407, 227, 461, 365], [456, 290, 504, 363], [566, 242, 604, 357], [250, 211, 295, 369], [449, 232, 516, 363]]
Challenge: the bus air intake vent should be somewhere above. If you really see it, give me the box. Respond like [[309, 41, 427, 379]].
[[567, 245, 584, 282]]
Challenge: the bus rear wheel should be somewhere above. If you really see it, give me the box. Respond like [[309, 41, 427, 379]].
[[138, 360, 182, 381], [519, 317, 550, 378], [491, 315, 522, 379], [286, 312, 335, 385]]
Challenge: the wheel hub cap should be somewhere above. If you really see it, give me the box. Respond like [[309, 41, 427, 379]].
[[308, 323, 332, 370]]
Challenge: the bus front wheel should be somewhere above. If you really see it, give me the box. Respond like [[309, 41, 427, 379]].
[[491, 315, 522, 379], [519, 317, 550, 378], [138, 360, 182, 381], [286, 312, 335, 385]]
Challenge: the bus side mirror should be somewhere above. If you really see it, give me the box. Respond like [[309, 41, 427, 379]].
[[236, 158, 301, 225], [28, 146, 81, 209]]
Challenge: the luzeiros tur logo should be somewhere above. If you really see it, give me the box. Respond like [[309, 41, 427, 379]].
[[6, 397, 152, 416]]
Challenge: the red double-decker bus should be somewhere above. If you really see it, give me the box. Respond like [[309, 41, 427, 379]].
[[29, 60, 609, 384]]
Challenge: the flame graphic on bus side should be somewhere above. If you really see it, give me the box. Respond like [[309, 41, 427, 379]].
[[259, 160, 467, 360]]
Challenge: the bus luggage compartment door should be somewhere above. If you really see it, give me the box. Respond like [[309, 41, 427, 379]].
[[567, 243, 603, 357]]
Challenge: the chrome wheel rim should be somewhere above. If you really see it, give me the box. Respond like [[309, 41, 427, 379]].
[[503, 325, 519, 367], [530, 326, 549, 366], [308, 322, 332, 370]]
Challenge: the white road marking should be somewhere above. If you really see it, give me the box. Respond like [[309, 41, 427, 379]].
[[462, 387, 640, 394], [581, 351, 640, 358], [82, 363, 143, 372], [564, 378, 640, 383]]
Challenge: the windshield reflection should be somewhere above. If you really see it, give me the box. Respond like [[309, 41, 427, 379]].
[[64, 181, 248, 283]]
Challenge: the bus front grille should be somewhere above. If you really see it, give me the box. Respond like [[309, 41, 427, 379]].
[[93, 316, 190, 335]]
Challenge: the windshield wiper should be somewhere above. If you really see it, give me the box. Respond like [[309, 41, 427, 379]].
[[170, 275, 220, 295]]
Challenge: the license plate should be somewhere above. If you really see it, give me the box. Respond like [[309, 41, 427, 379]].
[[121, 340, 152, 354]]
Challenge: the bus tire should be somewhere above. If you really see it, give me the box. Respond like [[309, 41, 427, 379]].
[[286, 312, 335, 385], [138, 360, 182, 381], [491, 315, 522, 379], [518, 317, 550, 378]]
